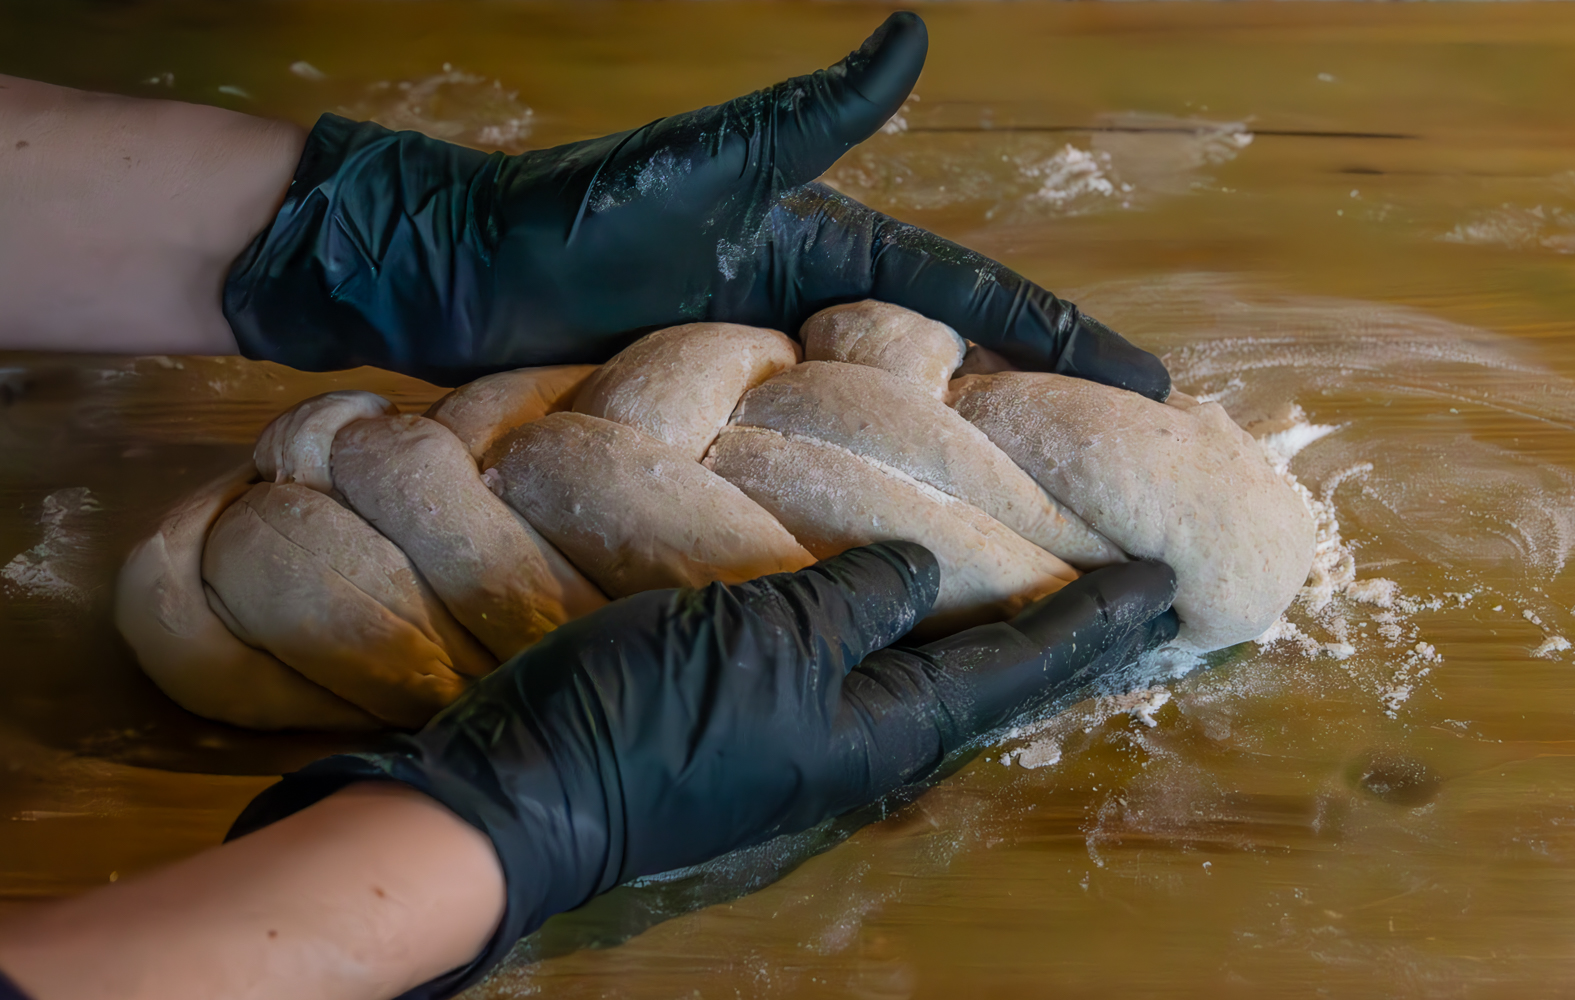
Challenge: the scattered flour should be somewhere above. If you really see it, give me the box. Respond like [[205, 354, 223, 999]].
[[1, 487, 99, 605], [1532, 636, 1571, 658], [993, 686, 1173, 770], [1439, 203, 1575, 255], [1098, 687, 1172, 728], [1244, 404, 1461, 716], [1346, 578, 1401, 608], [339, 66, 535, 152], [1135, 643, 1208, 680], [1515, 606, 1575, 658], [1021, 145, 1127, 212], [1377, 641, 1445, 716], [1000, 737, 1062, 770], [824, 114, 1251, 218], [1254, 616, 1355, 660], [879, 93, 919, 136]]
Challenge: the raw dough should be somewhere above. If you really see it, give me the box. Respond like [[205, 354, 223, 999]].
[[731, 361, 1123, 568], [572, 323, 800, 461], [332, 414, 607, 659], [203, 482, 494, 727], [949, 372, 1316, 650], [426, 365, 597, 466], [954, 342, 1021, 378], [709, 425, 1078, 634], [122, 299, 1319, 733], [255, 391, 397, 493], [800, 301, 966, 399], [490, 411, 815, 597], [113, 464, 378, 731]]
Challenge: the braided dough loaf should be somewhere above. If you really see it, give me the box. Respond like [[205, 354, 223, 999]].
[[117, 299, 1315, 731]]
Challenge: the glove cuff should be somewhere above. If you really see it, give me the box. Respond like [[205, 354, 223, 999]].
[[226, 749, 568, 1000], [222, 113, 498, 381]]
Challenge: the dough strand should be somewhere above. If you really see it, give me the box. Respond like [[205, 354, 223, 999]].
[[709, 425, 1078, 636], [732, 361, 1123, 568], [571, 322, 800, 461], [949, 372, 1316, 650], [491, 411, 816, 597], [114, 464, 379, 731], [800, 300, 966, 399], [202, 482, 491, 727], [426, 365, 598, 467], [332, 414, 607, 659]]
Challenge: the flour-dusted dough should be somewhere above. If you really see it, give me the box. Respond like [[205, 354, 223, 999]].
[[332, 414, 607, 659], [954, 342, 1021, 378], [572, 323, 800, 461], [800, 301, 967, 399], [114, 464, 378, 731], [732, 362, 1123, 569], [426, 365, 598, 466], [949, 372, 1316, 651], [255, 391, 397, 493], [709, 425, 1078, 635], [203, 483, 494, 727], [492, 412, 815, 597]]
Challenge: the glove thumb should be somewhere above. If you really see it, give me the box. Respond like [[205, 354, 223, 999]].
[[928, 560, 1182, 735], [769, 11, 928, 185]]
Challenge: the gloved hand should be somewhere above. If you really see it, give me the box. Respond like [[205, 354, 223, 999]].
[[227, 542, 1178, 999], [224, 12, 1169, 399]]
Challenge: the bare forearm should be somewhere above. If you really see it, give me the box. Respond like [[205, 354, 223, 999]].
[[0, 75, 303, 355], [0, 783, 504, 1000]]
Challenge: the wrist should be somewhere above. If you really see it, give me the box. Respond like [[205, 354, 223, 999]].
[[229, 746, 589, 999], [0, 75, 303, 355], [0, 777, 503, 1000]]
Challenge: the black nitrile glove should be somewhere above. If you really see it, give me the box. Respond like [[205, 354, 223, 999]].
[[227, 543, 1178, 999], [224, 12, 1170, 398]]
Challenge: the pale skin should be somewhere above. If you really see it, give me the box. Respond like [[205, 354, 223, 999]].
[[0, 73, 302, 355], [0, 79, 499, 998], [0, 783, 506, 1000]]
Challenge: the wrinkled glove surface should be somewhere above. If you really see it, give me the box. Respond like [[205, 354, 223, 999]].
[[224, 12, 1170, 398], [228, 543, 1177, 999]]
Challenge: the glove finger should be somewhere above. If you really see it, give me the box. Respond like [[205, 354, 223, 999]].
[[819, 561, 1178, 804], [1008, 559, 1179, 651], [925, 559, 1180, 733], [861, 219, 1171, 400], [756, 11, 928, 186], [755, 184, 1171, 400], [732, 540, 940, 678]]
